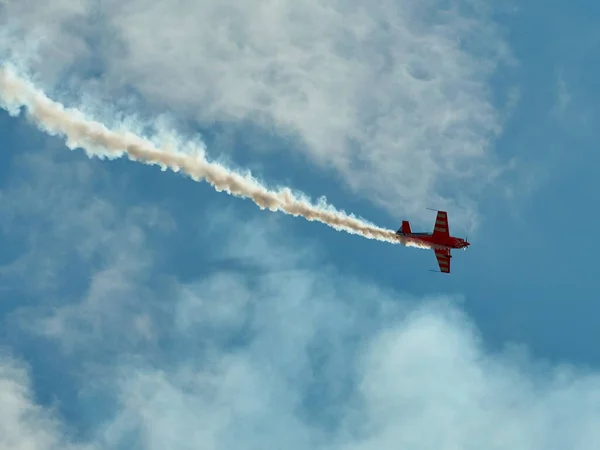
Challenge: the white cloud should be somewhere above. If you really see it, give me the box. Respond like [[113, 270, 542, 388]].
[[0, 142, 174, 355], [0, 0, 90, 83], [2, 108, 599, 450], [2, 0, 514, 230], [90, 261, 600, 450], [8, 198, 600, 450], [0, 354, 93, 450]]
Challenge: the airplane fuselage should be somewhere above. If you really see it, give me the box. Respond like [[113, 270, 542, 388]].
[[395, 232, 469, 251]]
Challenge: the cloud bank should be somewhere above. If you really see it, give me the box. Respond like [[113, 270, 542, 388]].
[[0, 0, 513, 228], [0, 355, 92, 450], [1, 149, 600, 450]]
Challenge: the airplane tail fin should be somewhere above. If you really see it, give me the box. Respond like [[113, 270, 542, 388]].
[[397, 220, 412, 234]]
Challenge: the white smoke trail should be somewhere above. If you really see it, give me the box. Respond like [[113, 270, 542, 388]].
[[0, 65, 430, 249]]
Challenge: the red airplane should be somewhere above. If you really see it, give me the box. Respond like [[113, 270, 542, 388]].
[[395, 210, 470, 273]]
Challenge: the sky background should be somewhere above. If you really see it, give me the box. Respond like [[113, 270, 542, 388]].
[[1, 0, 600, 449]]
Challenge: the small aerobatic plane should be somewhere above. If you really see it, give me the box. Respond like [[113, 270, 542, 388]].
[[395, 210, 470, 273]]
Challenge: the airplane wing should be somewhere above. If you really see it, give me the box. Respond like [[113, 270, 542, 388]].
[[432, 210, 450, 237], [434, 248, 451, 273]]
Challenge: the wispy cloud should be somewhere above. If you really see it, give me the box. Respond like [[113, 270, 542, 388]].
[[0, 0, 89, 82], [0, 141, 173, 362], [552, 69, 572, 117], [0, 0, 514, 228], [8, 229, 600, 449], [2, 147, 600, 449], [0, 353, 94, 450]]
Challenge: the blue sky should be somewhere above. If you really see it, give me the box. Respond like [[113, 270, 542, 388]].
[[2, 1, 600, 449]]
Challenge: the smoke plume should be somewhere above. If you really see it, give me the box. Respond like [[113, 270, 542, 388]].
[[0, 66, 429, 248]]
